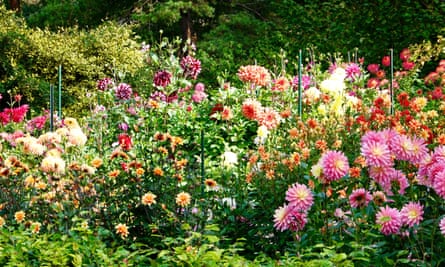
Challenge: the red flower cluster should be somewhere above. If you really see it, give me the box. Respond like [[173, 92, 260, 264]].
[[118, 133, 132, 151], [0, 104, 29, 125]]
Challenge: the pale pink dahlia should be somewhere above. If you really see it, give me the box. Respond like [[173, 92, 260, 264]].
[[400, 202, 424, 227], [376, 206, 402, 235], [273, 204, 293, 231], [439, 217, 445, 236], [285, 183, 314, 211], [320, 150, 350, 182], [349, 188, 372, 208]]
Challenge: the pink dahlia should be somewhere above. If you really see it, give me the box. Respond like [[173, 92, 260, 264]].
[[389, 169, 409, 195], [115, 83, 132, 100], [440, 217, 445, 236], [273, 204, 293, 231], [345, 63, 361, 81], [320, 150, 350, 182], [360, 140, 393, 167], [368, 165, 395, 189], [153, 70, 172, 87], [376, 206, 402, 235], [288, 209, 308, 232], [433, 169, 445, 199], [400, 202, 424, 227], [180, 55, 201, 79], [349, 188, 372, 208], [391, 134, 428, 164], [432, 146, 445, 163], [292, 75, 313, 90], [285, 183, 314, 211]]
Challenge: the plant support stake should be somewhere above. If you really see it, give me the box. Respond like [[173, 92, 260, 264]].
[[298, 49, 302, 117], [201, 128, 205, 196], [50, 84, 54, 131], [58, 65, 62, 119]]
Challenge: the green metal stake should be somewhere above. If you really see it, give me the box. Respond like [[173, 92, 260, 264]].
[[58, 65, 62, 119], [50, 84, 54, 131], [201, 128, 205, 197], [298, 49, 303, 117]]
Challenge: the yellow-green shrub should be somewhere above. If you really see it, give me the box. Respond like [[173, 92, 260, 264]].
[[0, 4, 144, 115]]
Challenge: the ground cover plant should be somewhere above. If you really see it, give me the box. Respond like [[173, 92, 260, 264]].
[[0, 34, 444, 266]]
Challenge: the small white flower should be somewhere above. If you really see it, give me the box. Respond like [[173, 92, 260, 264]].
[[222, 151, 238, 167]]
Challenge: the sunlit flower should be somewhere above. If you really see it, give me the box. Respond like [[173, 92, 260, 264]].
[[320, 150, 350, 182], [222, 151, 238, 167], [15, 210, 25, 223], [40, 156, 66, 174], [311, 162, 323, 178], [303, 87, 321, 103], [115, 223, 129, 239], [68, 128, 87, 146], [237, 65, 271, 87], [141, 192, 157, 206], [176, 192, 191, 207], [285, 183, 314, 211], [376, 206, 402, 235], [401, 202, 424, 227], [349, 188, 372, 208]]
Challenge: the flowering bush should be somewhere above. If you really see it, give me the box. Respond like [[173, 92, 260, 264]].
[[0, 39, 445, 265]]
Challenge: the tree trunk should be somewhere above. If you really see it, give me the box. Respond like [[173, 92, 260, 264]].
[[180, 10, 193, 54], [9, 0, 20, 11]]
